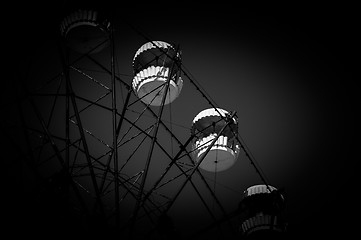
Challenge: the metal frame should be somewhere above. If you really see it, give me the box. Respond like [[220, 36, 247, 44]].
[[8, 12, 279, 240]]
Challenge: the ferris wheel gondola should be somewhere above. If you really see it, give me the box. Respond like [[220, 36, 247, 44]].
[[132, 40, 183, 106], [60, 9, 110, 54], [191, 108, 240, 172]]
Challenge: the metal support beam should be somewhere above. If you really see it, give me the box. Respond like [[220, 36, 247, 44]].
[[25, 81, 89, 216], [123, 22, 271, 191], [161, 111, 236, 214], [99, 88, 132, 193], [139, 134, 195, 207], [58, 41, 104, 216], [85, 38, 249, 236], [129, 46, 180, 237], [110, 25, 121, 228]]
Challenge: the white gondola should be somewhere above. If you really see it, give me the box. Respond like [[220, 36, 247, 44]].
[[132, 41, 183, 106], [239, 184, 286, 237], [191, 108, 240, 172], [60, 9, 110, 54]]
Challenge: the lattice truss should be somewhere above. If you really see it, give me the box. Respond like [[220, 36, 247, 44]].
[[6, 8, 284, 239]]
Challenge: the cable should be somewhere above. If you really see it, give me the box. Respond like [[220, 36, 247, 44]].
[[126, 109, 190, 130], [169, 97, 174, 158], [213, 150, 218, 212], [180, 63, 220, 109], [236, 132, 271, 185]]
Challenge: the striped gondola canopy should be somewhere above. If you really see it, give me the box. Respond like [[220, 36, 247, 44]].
[[239, 184, 287, 238], [60, 9, 110, 54], [191, 108, 240, 172], [132, 41, 183, 106]]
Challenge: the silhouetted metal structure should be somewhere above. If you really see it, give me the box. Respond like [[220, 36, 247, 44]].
[[10, 5, 287, 239]]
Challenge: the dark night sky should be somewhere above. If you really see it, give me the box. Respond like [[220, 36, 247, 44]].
[[3, 2, 359, 239]]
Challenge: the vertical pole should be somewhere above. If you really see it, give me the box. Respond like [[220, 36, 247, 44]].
[[110, 23, 120, 228], [65, 72, 70, 168], [64, 45, 71, 215]]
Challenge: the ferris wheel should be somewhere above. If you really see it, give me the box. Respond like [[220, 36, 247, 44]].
[[11, 7, 288, 239]]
